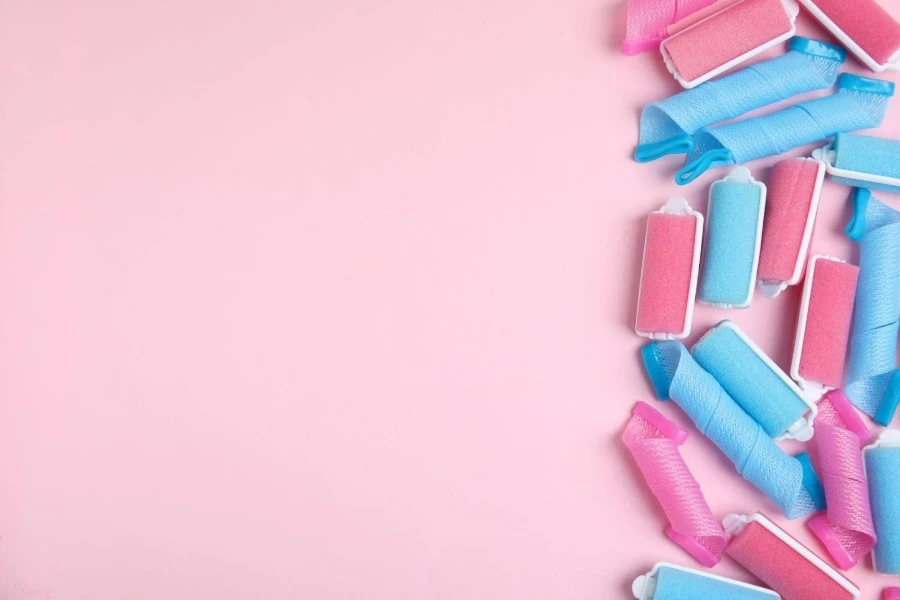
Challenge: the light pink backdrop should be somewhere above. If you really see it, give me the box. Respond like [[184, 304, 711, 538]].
[[1, 1, 899, 598]]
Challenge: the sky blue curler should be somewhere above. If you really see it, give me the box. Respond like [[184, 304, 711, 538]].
[[642, 340, 822, 519], [636, 37, 845, 163], [676, 74, 895, 185], [845, 188, 900, 426], [814, 132, 900, 193]]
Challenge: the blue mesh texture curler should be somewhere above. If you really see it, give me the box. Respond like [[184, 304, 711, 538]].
[[676, 73, 895, 185], [636, 37, 845, 163]]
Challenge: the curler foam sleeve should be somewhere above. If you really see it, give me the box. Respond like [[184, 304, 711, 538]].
[[806, 390, 875, 570], [791, 256, 859, 396], [660, 0, 799, 89], [632, 562, 780, 600], [642, 340, 821, 519], [866, 430, 900, 575], [623, 402, 727, 566], [725, 512, 860, 600], [676, 74, 895, 185], [757, 158, 825, 299], [692, 320, 814, 441], [798, 0, 900, 72], [845, 189, 900, 425], [636, 198, 703, 340], [698, 167, 765, 308], [636, 37, 845, 162], [886, 589, 900, 600], [622, 0, 718, 55], [814, 132, 900, 193]]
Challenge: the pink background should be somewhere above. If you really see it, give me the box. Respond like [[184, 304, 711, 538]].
[[1, 1, 899, 598]]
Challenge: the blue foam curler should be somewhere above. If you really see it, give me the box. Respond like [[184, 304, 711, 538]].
[[632, 562, 780, 600], [845, 189, 900, 425], [676, 73, 895, 185], [698, 168, 766, 309], [691, 320, 815, 442], [865, 431, 900, 576], [642, 340, 821, 519], [636, 37, 845, 163], [814, 132, 900, 193]]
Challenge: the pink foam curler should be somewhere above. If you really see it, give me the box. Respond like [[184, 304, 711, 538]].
[[665, 0, 741, 36], [623, 401, 726, 567], [622, 0, 718, 55], [806, 391, 876, 569], [885, 588, 900, 600]]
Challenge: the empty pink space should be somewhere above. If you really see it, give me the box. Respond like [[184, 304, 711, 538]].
[[0, 1, 898, 599]]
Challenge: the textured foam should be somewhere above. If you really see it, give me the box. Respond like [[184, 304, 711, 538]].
[[662, 0, 793, 83], [830, 133, 900, 192], [636, 213, 697, 336], [645, 341, 817, 518], [867, 446, 900, 574], [623, 0, 717, 54], [797, 259, 858, 388], [698, 180, 761, 306], [727, 520, 856, 600], [806, 0, 900, 66], [757, 159, 820, 284], [885, 588, 900, 600], [652, 564, 777, 600], [692, 323, 807, 439]]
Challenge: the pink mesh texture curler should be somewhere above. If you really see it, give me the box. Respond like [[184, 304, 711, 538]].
[[807, 390, 876, 570], [623, 401, 726, 567], [622, 0, 718, 55]]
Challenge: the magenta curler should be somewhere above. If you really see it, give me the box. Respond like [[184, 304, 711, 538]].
[[806, 390, 876, 570], [886, 588, 900, 600], [623, 401, 726, 567]]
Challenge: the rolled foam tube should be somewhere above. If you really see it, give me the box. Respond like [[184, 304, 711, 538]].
[[698, 167, 765, 308], [622, 0, 718, 55], [660, 0, 799, 89], [844, 189, 900, 425], [642, 341, 822, 519], [865, 429, 900, 575], [757, 159, 825, 299], [665, 0, 741, 36], [806, 390, 876, 570], [814, 133, 900, 193], [632, 562, 780, 600], [676, 74, 895, 185], [636, 38, 845, 163], [623, 402, 727, 566], [791, 256, 859, 396], [692, 320, 814, 441], [635, 198, 703, 340], [725, 512, 860, 600], [886, 589, 900, 600], [797, 0, 900, 72]]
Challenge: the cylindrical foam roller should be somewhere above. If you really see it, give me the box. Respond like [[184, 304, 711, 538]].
[[622, 0, 717, 54], [726, 516, 859, 600], [757, 159, 823, 298], [799, 0, 900, 70], [885, 588, 900, 600], [698, 168, 765, 308], [633, 563, 779, 600], [692, 321, 810, 440], [661, 0, 795, 87], [866, 435, 900, 575], [791, 257, 858, 392], [636, 198, 702, 340], [826, 133, 900, 193]]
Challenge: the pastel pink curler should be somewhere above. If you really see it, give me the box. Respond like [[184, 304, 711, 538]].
[[623, 401, 726, 567], [798, 0, 900, 72], [806, 390, 876, 570], [886, 588, 900, 600], [665, 0, 741, 36], [622, 0, 718, 55]]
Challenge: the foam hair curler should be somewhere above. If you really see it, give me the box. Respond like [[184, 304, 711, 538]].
[[665, 0, 741, 36], [632, 562, 780, 600], [886, 589, 900, 600], [635, 198, 703, 340], [791, 256, 859, 397], [642, 341, 822, 519], [698, 167, 766, 309], [692, 320, 814, 441], [757, 159, 825, 299], [636, 38, 845, 163], [798, 0, 900, 72], [844, 189, 900, 425], [806, 390, 876, 570], [676, 74, 895, 185], [725, 512, 860, 599], [623, 402, 727, 566], [660, 0, 799, 89], [814, 132, 900, 193], [865, 429, 900, 575], [622, 0, 719, 55]]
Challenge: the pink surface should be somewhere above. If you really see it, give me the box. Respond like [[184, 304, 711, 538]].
[[808, 0, 900, 66], [636, 213, 698, 335], [1, 2, 900, 599], [661, 0, 793, 82], [798, 259, 859, 388]]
